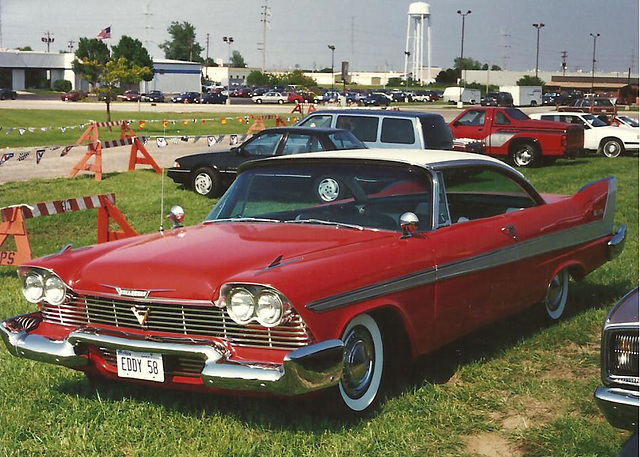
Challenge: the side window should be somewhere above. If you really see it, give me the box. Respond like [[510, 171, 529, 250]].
[[495, 112, 510, 125], [298, 115, 332, 128], [282, 134, 322, 155], [381, 118, 415, 144], [440, 168, 537, 223], [241, 133, 283, 156], [336, 116, 378, 142], [456, 110, 485, 126]]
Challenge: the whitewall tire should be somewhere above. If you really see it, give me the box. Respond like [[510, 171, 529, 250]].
[[544, 269, 569, 320]]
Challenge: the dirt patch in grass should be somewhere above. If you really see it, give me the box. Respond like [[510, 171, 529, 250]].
[[462, 432, 525, 457], [489, 395, 565, 432]]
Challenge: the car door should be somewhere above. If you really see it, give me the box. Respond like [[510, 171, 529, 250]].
[[450, 109, 487, 140], [280, 133, 325, 155]]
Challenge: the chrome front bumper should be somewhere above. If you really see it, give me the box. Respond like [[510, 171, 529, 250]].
[[594, 385, 639, 431], [0, 313, 344, 395]]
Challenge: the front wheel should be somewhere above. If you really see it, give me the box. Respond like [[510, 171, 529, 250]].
[[192, 167, 220, 198], [544, 269, 569, 320], [278, 99, 284, 104], [601, 139, 624, 158], [510, 143, 539, 168], [339, 314, 384, 412], [256, 99, 262, 104]]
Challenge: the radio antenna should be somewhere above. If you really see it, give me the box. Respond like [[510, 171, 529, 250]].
[[159, 167, 165, 231]]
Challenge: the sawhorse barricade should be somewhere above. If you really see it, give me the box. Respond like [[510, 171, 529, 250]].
[[246, 115, 288, 136], [291, 103, 316, 116], [69, 121, 162, 181], [0, 193, 139, 266]]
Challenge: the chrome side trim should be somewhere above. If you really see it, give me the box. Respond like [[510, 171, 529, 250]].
[[307, 178, 617, 313]]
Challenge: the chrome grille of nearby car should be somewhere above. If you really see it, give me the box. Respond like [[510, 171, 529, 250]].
[[605, 329, 639, 388], [41, 295, 313, 350]]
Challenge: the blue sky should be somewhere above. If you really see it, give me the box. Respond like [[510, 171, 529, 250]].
[[2, 0, 638, 74]]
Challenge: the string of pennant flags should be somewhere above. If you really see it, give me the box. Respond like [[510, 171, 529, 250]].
[[0, 114, 298, 136], [0, 133, 252, 167]]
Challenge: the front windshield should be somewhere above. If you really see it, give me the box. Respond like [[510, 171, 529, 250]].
[[206, 161, 432, 232], [619, 116, 639, 127], [583, 114, 608, 127]]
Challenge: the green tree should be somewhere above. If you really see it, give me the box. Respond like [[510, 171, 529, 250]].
[[436, 68, 458, 83], [454, 57, 482, 71], [230, 50, 246, 68], [517, 75, 545, 88], [112, 36, 154, 81], [97, 58, 152, 121], [159, 21, 203, 62], [15, 46, 33, 51], [72, 38, 110, 86], [247, 70, 272, 86]]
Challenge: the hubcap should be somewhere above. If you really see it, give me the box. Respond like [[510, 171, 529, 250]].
[[545, 274, 564, 312], [342, 326, 375, 399], [515, 149, 533, 166], [194, 173, 212, 195], [317, 178, 340, 202], [604, 142, 621, 158]]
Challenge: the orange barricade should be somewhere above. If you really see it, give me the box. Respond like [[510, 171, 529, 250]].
[[0, 193, 138, 266], [291, 103, 316, 116], [69, 121, 162, 181]]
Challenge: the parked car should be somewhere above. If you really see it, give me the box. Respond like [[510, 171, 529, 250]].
[[171, 92, 201, 103], [252, 91, 288, 104], [530, 112, 639, 158], [363, 93, 391, 107], [412, 90, 433, 102], [141, 90, 165, 102], [60, 90, 85, 102], [594, 288, 638, 431], [231, 87, 252, 98], [0, 149, 624, 412], [117, 90, 141, 102], [559, 98, 618, 116], [613, 115, 639, 128], [296, 109, 453, 150], [168, 127, 365, 197], [200, 92, 228, 104], [285, 92, 304, 104], [542, 92, 567, 106], [449, 107, 585, 167], [480, 92, 513, 107], [389, 90, 411, 102], [0, 88, 17, 100]]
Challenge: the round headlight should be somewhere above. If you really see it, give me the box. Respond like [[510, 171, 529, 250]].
[[44, 275, 66, 305], [22, 271, 44, 303], [227, 288, 255, 324], [256, 291, 283, 327]]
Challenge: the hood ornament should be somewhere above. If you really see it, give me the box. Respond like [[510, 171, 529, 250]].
[[131, 305, 151, 326]]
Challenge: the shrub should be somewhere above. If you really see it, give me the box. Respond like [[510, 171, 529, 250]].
[[53, 79, 72, 92]]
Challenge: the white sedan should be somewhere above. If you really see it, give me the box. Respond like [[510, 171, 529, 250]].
[[252, 91, 288, 104], [530, 111, 639, 158]]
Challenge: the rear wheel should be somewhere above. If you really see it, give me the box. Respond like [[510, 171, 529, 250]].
[[601, 139, 624, 158], [544, 269, 569, 320], [192, 167, 220, 198], [278, 99, 284, 104], [510, 143, 539, 168], [256, 99, 262, 104], [339, 314, 384, 412]]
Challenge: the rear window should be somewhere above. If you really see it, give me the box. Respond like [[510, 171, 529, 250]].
[[328, 131, 365, 150], [504, 108, 530, 120], [336, 116, 378, 142], [298, 115, 332, 128], [420, 116, 453, 149], [381, 118, 415, 144]]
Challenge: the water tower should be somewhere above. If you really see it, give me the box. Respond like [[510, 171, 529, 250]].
[[404, 2, 431, 85]]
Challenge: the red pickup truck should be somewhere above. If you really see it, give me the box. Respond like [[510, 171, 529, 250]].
[[449, 107, 584, 167]]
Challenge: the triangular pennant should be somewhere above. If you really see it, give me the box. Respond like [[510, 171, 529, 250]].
[[0, 152, 15, 165], [36, 149, 46, 164], [156, 137, 168, 148], [60, 145, 74, 157], [17, 151, 30, 161], [207, 136, 216, 147], [18, 128, 26, 135]]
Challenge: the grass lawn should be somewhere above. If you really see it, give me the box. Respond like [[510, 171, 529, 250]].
[[0, 153, 637, 456], [0, 109, 292, 149]]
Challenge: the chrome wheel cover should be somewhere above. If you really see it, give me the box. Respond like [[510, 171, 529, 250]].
[[194, 172, 213, 195], [342, 326, 375, 399], [603, 141, 622, 158], [545, 270, 569, 319], [317, 178, 340, 202], [514, 148, 534, 167]]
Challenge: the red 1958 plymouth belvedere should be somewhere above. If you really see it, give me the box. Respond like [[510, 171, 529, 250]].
[[1, 150, 625, 412]]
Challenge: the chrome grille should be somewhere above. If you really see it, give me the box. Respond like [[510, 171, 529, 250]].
[[41, 294, 313, 350], [606, 329, 639, 388]]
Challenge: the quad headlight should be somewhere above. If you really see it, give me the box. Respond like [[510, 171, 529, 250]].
[[19, 268, 67, 305], [220, 284, 289, 327]]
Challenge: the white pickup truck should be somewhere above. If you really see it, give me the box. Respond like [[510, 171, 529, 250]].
[[530, 111, 639, 158]]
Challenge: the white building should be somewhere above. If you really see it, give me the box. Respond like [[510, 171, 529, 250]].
[[145, 59, 201, 94], [0, 50, 76, 90]]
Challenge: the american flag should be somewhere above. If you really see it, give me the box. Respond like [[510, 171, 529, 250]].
[[97, 26, 111, 40]]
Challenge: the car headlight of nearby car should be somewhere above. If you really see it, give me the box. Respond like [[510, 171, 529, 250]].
[[19, 268, 67, 305], [219, 284, 290, 327]]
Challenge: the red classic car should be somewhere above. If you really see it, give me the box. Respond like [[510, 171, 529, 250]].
[[0, 150, 625, 412]]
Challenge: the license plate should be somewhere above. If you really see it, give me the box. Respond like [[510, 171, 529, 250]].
[[116, 350, 164, 383]]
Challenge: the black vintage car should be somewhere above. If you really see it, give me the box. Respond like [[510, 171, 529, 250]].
[[0, 88, 17, 100], [201, 92, 228, 104], [171, 91, 201, 103], [167, 127, 366, 197], [141, 90, 165, 102]]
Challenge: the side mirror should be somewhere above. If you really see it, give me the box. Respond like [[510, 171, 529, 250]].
[[400, 212, 419, 238], [231, 146, 241, 154], [167, 206, 185, 229]]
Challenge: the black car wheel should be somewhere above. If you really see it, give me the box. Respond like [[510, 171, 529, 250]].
[[278, 99, 284, 104], [192, 167, 220, 198]]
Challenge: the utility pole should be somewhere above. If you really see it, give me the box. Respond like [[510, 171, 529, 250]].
[[261, 0, 270, 71], [67, 40, 75, 53], [457, 10, 472, 104], [589, 32, 600, 91], [205, 33, 210, 78], [0, 0, 3, 49], [41, 31, 54, 52], [500, 32, 511, 70], [532, 23, 545, 78], [561, 51, 567, 76]]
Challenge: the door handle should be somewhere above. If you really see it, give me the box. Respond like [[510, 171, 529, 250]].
[[501, 225, 518, 241]]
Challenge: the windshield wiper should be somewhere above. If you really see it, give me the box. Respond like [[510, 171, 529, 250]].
[[204, 217, 281, 224], [285, 218, 363, 230]]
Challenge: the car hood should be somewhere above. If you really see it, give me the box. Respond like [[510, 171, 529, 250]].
[[43, 222, 391, 303]]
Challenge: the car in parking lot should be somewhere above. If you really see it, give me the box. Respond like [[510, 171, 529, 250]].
[[559, 97, 617, 116], [168, 127, 365, 197], [171, 92, 201, 103], [117, 90, 141, 102], [530, 111, 639, 158], [363, 93, 391, 107], [141, 90, 165, 102], [613, 115, 639, 128], [594, 288, 639, 431], [201, 92, 227, 104], [252, 91, 288, 104], [60, 90, 85, 102], [480, 92, 513, 107], [0, 88, 17, 100], [0, 149, 624, 413]]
